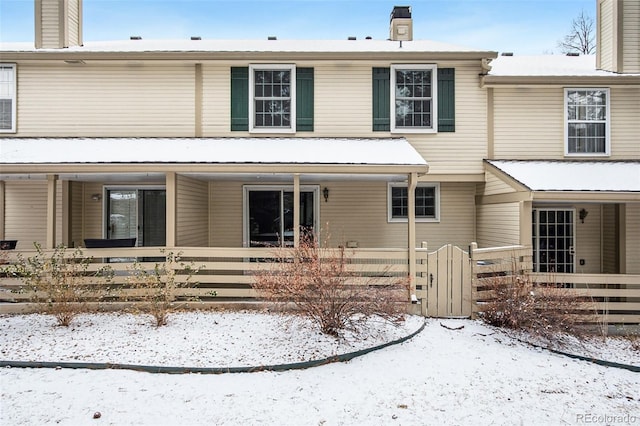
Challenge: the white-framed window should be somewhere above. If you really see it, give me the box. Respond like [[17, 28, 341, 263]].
[[391, 64, 437, 133], [565, 88, 610, 156], [0, 64, 16, 133], [388, 182, 440, 222], [249, 64, 296, 133]]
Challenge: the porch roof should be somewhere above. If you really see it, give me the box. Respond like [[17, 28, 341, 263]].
[[485, 160, 640, 202], [0, 138, 428, 176]]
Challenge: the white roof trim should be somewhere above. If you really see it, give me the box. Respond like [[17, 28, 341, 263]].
[[487, 55, 640, 77], [487, 160, 640, 192], [0, 138, 427, 168]]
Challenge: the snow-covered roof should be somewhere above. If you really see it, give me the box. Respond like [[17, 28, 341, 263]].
[[0, 137, 427, 167], [487, 55, 639, 77], [0, 39, 493, 54], [486, 160, 640, 192]]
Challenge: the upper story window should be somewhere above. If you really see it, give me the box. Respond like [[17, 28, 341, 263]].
[[0, 64, 16, 133], [391, 65, 437, 133], [388, 182, 440, 222], [373, 66, 454, 133], [565, 88, 610, 156], [249, 64, 296, 133]]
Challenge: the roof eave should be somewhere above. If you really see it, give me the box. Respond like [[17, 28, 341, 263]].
[[482, 74, 640, 87]]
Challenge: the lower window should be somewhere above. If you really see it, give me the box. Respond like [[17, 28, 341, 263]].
[[388, 183, 439, 222]]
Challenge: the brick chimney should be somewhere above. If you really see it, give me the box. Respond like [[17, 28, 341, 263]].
[[35, 0, 83, 49], [596, 0, 639, 73], [389, 6, 413, 41]]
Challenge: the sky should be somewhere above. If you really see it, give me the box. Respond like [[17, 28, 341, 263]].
[[1, 0, 595, 55]]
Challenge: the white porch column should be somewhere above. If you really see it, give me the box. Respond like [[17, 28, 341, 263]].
[[293, 173, 300, 248], [46, 174, 58, 249], [407, 172, 417, 296], [165, 172, 177, 248]]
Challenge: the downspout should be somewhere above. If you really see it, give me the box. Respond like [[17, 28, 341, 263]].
[[293, 173, 300, 248]]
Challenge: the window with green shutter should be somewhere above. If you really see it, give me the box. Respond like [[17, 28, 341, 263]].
[[231, 66, 314, 133], [373, 66, 455, 133]]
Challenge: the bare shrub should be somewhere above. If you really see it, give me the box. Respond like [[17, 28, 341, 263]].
[[251, 232, 409, 337], [477, 269, 590, 341], [9, 243, 113, 326], [125, 250, 205, 327]]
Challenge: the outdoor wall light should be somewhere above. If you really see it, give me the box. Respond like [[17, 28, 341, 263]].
[[323, 187, 329, 202], [91, 193, 102, 201], [579, 208, 588, 223]]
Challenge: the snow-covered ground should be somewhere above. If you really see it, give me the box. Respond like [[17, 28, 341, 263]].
[[1, 311, 638, 425]]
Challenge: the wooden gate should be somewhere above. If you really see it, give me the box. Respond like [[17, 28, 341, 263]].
[[420, 244, 472, 318]]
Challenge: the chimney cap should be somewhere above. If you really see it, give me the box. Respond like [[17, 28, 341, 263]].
[[390, 6, 411, 21]]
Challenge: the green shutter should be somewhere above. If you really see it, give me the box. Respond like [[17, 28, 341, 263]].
[[372, 68, 390, 131], [437, 68, 455, 132], [296, 68, 314, 131], [230, 67, 248, 131]]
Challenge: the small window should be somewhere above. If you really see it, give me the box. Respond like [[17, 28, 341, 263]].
[[249, 64, 296, 133], [388, 183, 440, 222], [391, 64, 437, 133], [565, 88, 609, 156], [0, 64, 16, 133]]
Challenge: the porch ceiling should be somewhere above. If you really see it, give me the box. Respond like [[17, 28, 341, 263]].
[[0, 138, 428, 179], [485, 160, 640, 202]]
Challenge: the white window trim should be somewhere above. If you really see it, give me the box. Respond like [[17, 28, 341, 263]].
[[242, 184, 319, 247], [387, 182, 440, 223], [249, 64, 296, 134], [564, 87, 610, 157], [0, 63, 17, 133], [390, 64, 437, 134]]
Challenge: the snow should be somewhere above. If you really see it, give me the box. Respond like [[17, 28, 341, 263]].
[[487, 160, 640, 192], [1, 311, 638, 425], [0, 138, 427, 167], [0, 38, 493, 54], [488, 55, 640, 77]]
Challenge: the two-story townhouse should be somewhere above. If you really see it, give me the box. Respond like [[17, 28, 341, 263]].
[[0, 2, 496, 299], [478, 0, 640, 276]]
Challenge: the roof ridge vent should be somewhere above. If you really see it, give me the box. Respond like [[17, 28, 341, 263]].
[[348, 36, 356, 40], [191, 36, 201, 40], [130, 36, 142, 40], [268, 36, 277, 40], [566, 52, 580, 56], [501, 52, 513, 56]]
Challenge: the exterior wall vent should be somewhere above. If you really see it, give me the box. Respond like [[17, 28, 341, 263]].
[[389, 6, 413, 41]]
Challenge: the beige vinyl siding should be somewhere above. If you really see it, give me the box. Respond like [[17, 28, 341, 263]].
[[610, 87, 640, 158], [598, 0, 615, 71], [16, 63, 195, 137], [82, 182, 104, 241], [493, 86, 640, 160], [479, 171, 517, 196], [602, 204, 618, 273], [67, 0, 80, 47], [201, 64, 229, 135], [40, 0, 60, 49], [176, 175, 209, 247], [623, 0, 640, 73], [625, 203, 640, 274], [70, 181, 84, 248], [476, 203, 520, 248], [575, 204, 601, 274], [3, 180, 63, 249], [493, 87, 564, 159], [209, 181, 243, 247]]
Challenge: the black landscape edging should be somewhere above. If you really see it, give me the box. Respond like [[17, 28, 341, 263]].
[[0, 319, 427, 375]]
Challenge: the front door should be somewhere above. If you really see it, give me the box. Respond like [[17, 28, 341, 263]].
[[244, 186, 318, 247], [106, 188, 166, 246], [532, 208, 575, 273]]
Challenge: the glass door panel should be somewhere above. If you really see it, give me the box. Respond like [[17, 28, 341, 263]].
[[107, 190, 137, 240], [533, 208, 575, 273], [141, 190, 166, 247]]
